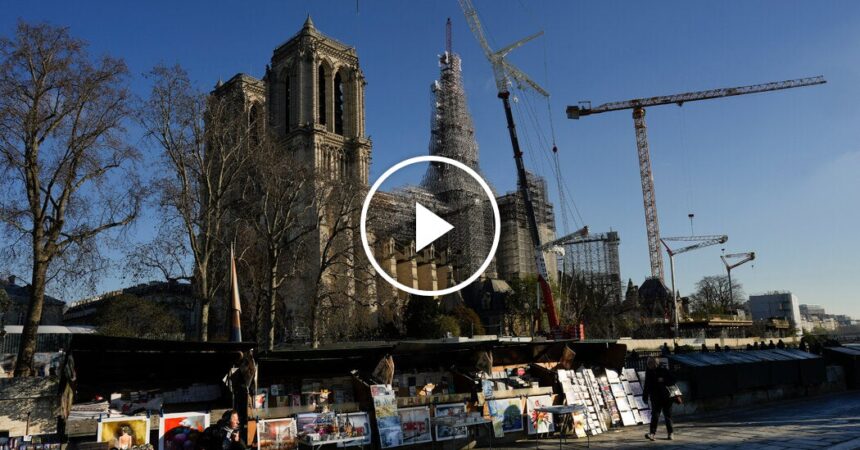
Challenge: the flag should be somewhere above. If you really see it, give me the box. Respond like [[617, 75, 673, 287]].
[[230, 244, 242, 342]]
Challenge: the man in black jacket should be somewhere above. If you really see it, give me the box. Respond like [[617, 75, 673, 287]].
[[642, 357, 677, 441]]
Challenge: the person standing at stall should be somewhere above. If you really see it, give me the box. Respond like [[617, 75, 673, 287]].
[[642, 357, 677, 441]]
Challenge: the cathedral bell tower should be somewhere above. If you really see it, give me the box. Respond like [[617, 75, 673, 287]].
[[268, 16, 371, 184]]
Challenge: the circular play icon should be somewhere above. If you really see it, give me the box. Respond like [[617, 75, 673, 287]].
[[360, 155, 500, 296]]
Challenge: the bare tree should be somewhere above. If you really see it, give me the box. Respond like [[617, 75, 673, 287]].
[[689, 275, 745, 316], [306, 179, 375, 346], [238, 132, 313, 350], [138, 65, 254, 341], [0, 22, 141, 376]]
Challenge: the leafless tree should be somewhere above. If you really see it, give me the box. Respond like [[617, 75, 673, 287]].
[[138, 65, 254, 341], [238, 132, 313, 350], [0, 22, 142, 376]]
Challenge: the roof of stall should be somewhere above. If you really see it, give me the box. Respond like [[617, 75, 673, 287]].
[[669, 349, 820, 367], [68, 334, 254, 399], [260, 337, 625, 378]]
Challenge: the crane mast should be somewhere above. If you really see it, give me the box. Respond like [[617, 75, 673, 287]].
[[458, 0, 561, 332], [567, 76, 825, 284], [721, 252, 756, 306], [660, 235, 728, 337]]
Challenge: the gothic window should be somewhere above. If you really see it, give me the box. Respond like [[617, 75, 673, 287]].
[[284, 74, 291, 131], [318, 64, 327, 125], [334, 71, 344, 135]]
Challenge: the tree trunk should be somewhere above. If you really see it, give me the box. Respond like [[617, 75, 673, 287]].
[[197, 264, 209, 342], [267, 262, 277, 351], [13, 260, 49, 377]]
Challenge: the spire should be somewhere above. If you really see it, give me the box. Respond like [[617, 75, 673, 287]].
[[303, 14, 315, 30]]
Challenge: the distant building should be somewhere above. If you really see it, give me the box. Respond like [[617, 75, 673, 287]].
[[799, 304, 825, 318], [749, 292, 802, 336], [1, 276, 64, 326], [496, 171, 557, 282], [63, 280, 199, 339]]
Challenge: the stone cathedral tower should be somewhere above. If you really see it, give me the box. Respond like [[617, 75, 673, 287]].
[[269, 16, 371, 182]]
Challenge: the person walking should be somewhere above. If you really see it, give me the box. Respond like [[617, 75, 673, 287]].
[[643, 357, 677, 441]]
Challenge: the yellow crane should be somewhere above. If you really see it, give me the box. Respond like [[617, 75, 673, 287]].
[[567, 76, 825, 283]]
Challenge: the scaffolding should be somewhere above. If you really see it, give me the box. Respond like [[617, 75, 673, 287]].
[[561, 231, 622, 304], [421, 49, 496, 283]]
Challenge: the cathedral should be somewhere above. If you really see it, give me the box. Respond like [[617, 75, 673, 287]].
[[214, 17, 557, 339]]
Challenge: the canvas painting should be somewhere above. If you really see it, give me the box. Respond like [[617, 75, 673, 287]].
[[97, 416, 151, 448], [620, 410, 637, 426], [398, 407, 432, 445], [572, 411, 587, 438], [336, 412, 372, 447], [256, 418, 297, 450], [525, 395, 555, 435], [623, 368, 638, 381], [433, 403, 468, 441], [487, 398, 524, 437], [639, 408, 652, 424], [159, 412, 209, 450]]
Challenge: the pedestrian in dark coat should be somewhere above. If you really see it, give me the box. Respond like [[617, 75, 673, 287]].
[[777, 339, 786, 349], [642, 357, 677, 441]]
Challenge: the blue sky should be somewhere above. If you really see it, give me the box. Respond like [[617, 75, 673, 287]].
[[3, 1, 859, 318]]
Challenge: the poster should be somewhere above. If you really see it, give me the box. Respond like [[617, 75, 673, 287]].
[[433, 403, 467, 441], [296, 413, 319, 435], [254, 388, 269, 409], [336, 412, 372, 447], [572, 411, 587, 438], [256, 418, 297, 450], [639, 408, 652, 424], [97, 416, 151, 448], [397, 407, 432, 445], [370, 385, 402, 448], [525, 395, 555, 435], [487, 398, 524, 437], [629, 382, 643, 396], [159, 412, 209, 450]]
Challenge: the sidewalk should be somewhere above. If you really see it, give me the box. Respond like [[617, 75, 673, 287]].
[[497, 391, 860, 449]]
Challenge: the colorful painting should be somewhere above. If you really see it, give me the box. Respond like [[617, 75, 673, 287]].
[[256, 418, 297, 450], [487, 398, 524, 437], [370, 385, 402, 449], [336, 412, 372, 448], [97, 416, 151, 448], [572, 411, 587, 438], [159, 412, 209, 450], [397, 407, 432, 445], [296, 413, 319, 435], [525, 396, 555, 435], [433, 403, 467, 441]]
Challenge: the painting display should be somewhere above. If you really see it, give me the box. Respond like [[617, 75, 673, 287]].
[[370, 385, 403, 448], [159, 412, 209, 450], [97, 416, 151, 448], [525, 395, 555, 435], [433, 403, 468, 441], [336, 412, 372, 447], [397, 407, 432, 445], [256, 418, 298, 450], [487, 398, 524, 437]]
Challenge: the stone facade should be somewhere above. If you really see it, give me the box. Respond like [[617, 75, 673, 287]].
[[1, 276, 64, 327]]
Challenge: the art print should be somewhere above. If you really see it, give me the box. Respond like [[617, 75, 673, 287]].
[[159, 412, 209, 450]]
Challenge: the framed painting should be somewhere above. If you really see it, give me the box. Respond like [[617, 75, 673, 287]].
[[97, 416, 151, 448], [256, 417, 297, 450], [159, 412, 209, 450], [525, 396, 555, 435], [487, 398, 523, 438]]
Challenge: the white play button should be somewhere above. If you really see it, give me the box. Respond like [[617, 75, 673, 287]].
[[415, 202, 454, 251]]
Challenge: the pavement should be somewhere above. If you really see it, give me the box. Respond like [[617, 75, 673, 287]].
[[499, 390, 860, 450]]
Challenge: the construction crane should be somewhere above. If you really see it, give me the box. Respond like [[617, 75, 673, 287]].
[[457, 0, 565, 335], [660, 235, 728, 337], [567, 76, 826, 284], [721, 252, 756, 306]]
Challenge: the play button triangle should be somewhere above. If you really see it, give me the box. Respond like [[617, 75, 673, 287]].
[[415, 202, 454, 252]]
